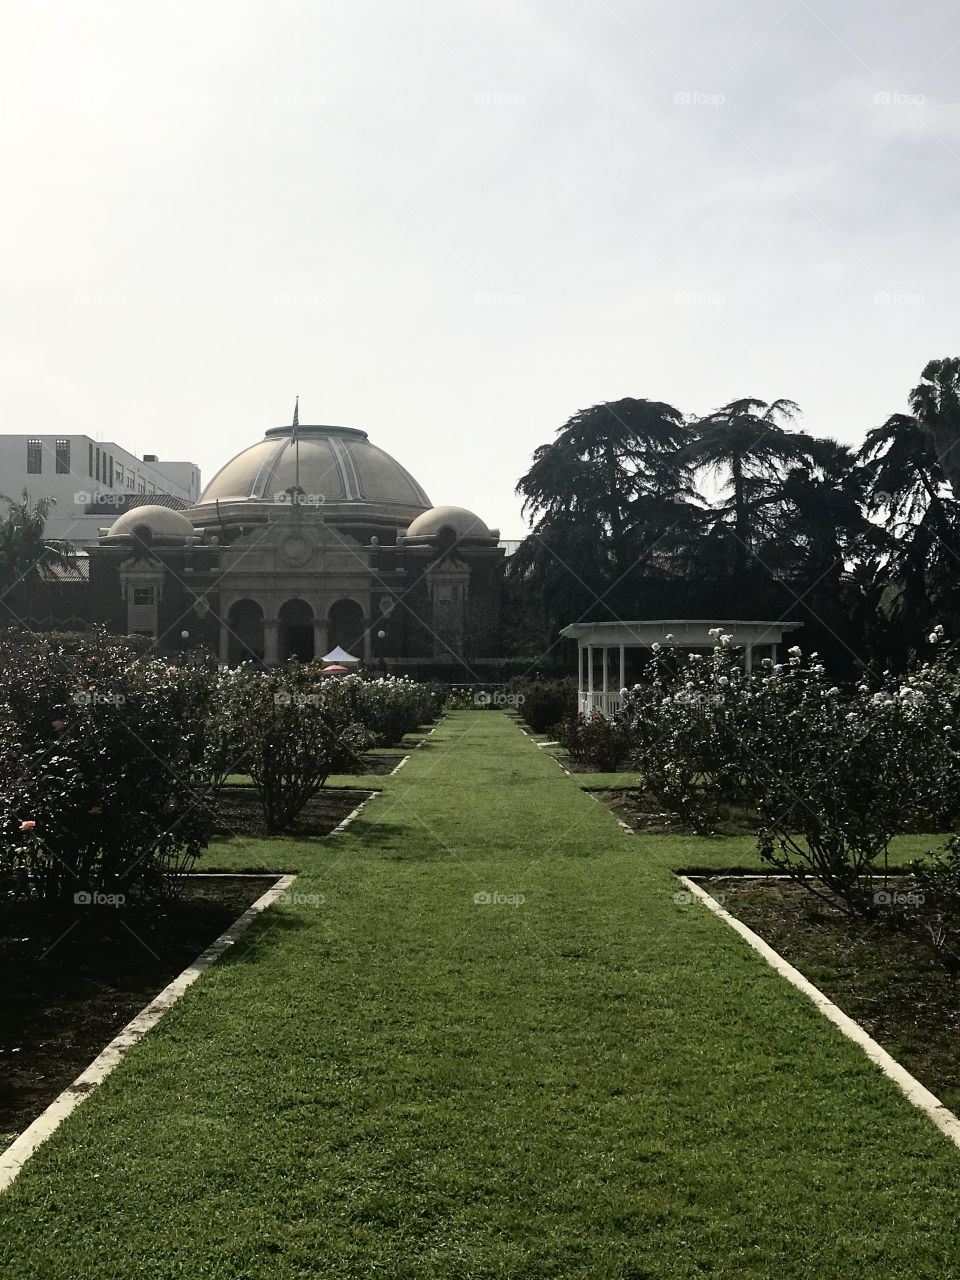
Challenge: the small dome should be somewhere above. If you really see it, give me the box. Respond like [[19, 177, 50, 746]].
[[105, 505, 196, 542], [405, 505, 491, 541]]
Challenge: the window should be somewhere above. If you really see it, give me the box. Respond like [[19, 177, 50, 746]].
[[88, 442, 93, 476], [133, 587, 155, 606], [95, 448, 101, 481], [138, 480, 145, 494], [108, 455, 113, 487], [55, 438, 70, 474], [26, 439, 42, 474], [115, 465, 123, 487]]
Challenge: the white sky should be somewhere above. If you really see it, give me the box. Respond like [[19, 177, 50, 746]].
[[2, 0, 958, 535]]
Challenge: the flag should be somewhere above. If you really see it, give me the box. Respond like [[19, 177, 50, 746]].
[[292, 395, 299, 435]]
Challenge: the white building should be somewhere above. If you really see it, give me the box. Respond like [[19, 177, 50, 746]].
[[0, 434, 201, 545]]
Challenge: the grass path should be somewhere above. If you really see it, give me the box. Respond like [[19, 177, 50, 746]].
[[1, 712, 958, 1278]]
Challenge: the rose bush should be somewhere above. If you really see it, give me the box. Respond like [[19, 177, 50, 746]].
[[513, 678, 578, 734], [617, 627, 960, 929], [0, 632, 217, 903], [557, 711, 633, 772], [619, 632, 765, 830], [215, 666, 372, 833]]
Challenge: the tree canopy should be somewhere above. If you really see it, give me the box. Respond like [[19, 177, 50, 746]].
[[508, 361, 960, 673]]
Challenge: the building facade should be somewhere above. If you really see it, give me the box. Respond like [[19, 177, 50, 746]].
[[30, 422, 505, 670], [0, 433, 201, 545]]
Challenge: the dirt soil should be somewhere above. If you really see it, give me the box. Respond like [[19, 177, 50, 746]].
[[214, 787, 372, 838], [599, 788, 760, 837], [697, 876, 960, 1111], [0, 875, 279, 1141]]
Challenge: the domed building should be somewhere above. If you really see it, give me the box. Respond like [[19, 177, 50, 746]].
[[77, 421, 505, 669]]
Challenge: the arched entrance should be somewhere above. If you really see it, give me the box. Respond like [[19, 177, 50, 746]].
[[279, 598, 315, 662], [227, 599, 264, 665], [328, 598, 364, 657]]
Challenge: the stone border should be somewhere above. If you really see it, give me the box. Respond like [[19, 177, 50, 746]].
[[389, 754, 412, 775], [677, 874, 960, 1151], [327, 791, 378, 835], [0, 873, 297, 1193]]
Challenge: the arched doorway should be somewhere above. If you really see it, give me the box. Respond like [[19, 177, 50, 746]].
[[328, 598, 364, 657], [227, 599, 264, 665], [279, 598, 315, 662]]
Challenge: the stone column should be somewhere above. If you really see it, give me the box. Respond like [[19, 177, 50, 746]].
[[264, 616, 279, 666], [314, 616, 329, 662], [218, 617, 230, 665]]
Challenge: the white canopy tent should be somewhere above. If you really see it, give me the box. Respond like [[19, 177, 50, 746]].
[[559, 619, 804, 717], [321, 645, 360, 664]]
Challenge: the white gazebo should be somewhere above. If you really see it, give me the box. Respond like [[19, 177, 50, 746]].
[[560, 619, 804, 717]]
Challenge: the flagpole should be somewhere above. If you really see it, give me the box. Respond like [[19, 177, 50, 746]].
[[293, 395, 300, 502]]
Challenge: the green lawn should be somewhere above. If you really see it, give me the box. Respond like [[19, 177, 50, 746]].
[[1, 711, 958, 1278]]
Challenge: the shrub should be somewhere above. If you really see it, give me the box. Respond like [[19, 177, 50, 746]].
[[217, 667, 372, 833], [318, 673, 440, 746], [755, 647, 960, 915], [902, 839, 960, 971], [557, 711, 633, 771], [514, 678, 578, 733], [618, 627, 960, 852], [620, 638, 759, 831], [0, 632, 216, 903]]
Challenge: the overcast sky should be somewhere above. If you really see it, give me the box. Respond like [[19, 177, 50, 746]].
[[2, 0, 957, 534]]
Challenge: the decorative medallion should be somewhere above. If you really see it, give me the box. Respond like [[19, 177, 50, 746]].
[[278, 533, 313, 568]]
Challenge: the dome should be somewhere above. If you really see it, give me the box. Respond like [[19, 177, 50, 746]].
[[197, 424, 431, 510], [105, 505, 196, 542], [405, 505, 492, 541]]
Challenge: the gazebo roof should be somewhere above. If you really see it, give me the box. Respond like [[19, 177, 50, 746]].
[[560, 619, 803, 646]]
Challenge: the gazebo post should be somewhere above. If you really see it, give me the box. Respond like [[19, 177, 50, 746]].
[[602, 644, 608, 711], [586, 643, 594, 713], [744, 643, 753, 674], [619, 644, 625, 696]]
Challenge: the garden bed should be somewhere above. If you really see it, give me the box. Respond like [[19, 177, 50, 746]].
[[364, 753, 406, 775], [555, 756, 638, 774], [214, 786, 371, 837], [599, 787, 759, 836], [0, 874, 279, 1142], [696, 876, 960, 1110]]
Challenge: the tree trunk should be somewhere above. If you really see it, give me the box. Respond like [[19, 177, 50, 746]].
[[731, 453, 749, 573]]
